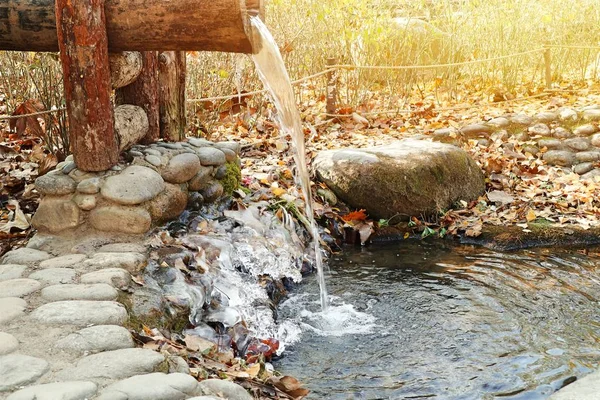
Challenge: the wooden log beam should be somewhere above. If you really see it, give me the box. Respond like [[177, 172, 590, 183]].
[[0, 0, 263, 53], [158, 51, 186, 142], [56, 0, 118, 172]]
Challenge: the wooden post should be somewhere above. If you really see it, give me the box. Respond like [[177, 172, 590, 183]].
[[326, 57, 338, 115], [158, 51, 187, 141], [116, 52, 160, 144], [544, 45, 552, 90], [55, 0, 118, 171]]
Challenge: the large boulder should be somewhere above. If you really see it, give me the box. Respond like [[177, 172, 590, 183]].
[[313, 139, 485, 219]]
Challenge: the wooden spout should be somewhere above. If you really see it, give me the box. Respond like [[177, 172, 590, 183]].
[[0, 0, 264, 53]]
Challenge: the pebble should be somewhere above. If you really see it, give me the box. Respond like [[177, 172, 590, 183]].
[[0, 279, 41, 298], [564, 137, 591, 151], [161, 153, 202, 184], [57, 348, 165, 380], [80, 268, 131, 287], [29, 268, 77, 284], [1, 248, 51, 265], [575, 151, 600, 163], [89, 206, 152, 234], [573, 124, 599, 136], [6, 381, 97, 400], [583, 109, 600, 121], [83, 252, 147, 274], [543, 150, 576, 167], [0, 264, 26, 281], [56, 325, 134, 354], [30, 300, 127, 326], [145, 155, 163, 167], [76, 177, 101, 194], [101, 166, 165, 205], [41, 283, 118, 302], [574, 162, 595, 175], [40, 254, 86, 269], [0, 298, 27, 324], [196, 147, 226, 166], [31, 198, 80, 233], [198, 379, 253, 400], [553, 127, 573, 139], [96, 373, 200, 400], [0, 332, 18, 355], [73, 194, 96, 211], [0, 354, 49, 392], [34, 174, 76, 196], [528, 123, 550, 136]]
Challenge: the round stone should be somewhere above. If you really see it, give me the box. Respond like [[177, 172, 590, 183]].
[[581, 168, 600, 181], [522, 145, 540, 155], [553, 127, 573, 139], [0, 279, 41, 298], [510, 114, 534, 126], [40, 254, 86, 269], [31, 197, 80, 233], [196, 147, 226, 166], [219, 148, 237, 162], [188, 138, 214, 148], [77, 177, 101, 194], [542, 150, 576, 167], [573, 124, 599, 136], [1, 248, 51, 265], [535, 111, 557, 123], [215, 141, 241, 155], [459, 123, 491, 138], [591, 133, 600, 147], [61, 161, 77, 174], [35, 174, 76, 196], [144, 148, 162, 157], [73, 194, 96, 211], [575, 151, 600, 163], [0, 354, 49, 391], [83, 252, 147, 274], [97, 372, 200, 400], [537, 138, 563, 149], [28, 268, 76, 285], [6, 381, 98, 400], [565, 137, 591, 151], [30, 301, 128, 326], [0, 332, 19, 355], [0, 265, 26, 282], [188, 167, 214, 191], [101, 166, 165, 205], [80, 268, 131, 287], [200, 182, 224, 203], [41, 283, 118, 302], [214, 165, 227, 180], [574, 162, 595, 175], [0, 298, 27, 324], [147, 183, 188, 222], [56, 325, 134, 354], [558, 107, 579, 122], [486, 117, 510, 128], [161, 153, 201, 183], [145, 155, 163, 167], [198, 379, 252, 400], [528, 123, 550, 136], [89, 206, 152, 234], [583, 109, 600, 121]]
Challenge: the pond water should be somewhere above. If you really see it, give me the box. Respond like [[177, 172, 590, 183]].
[[274, 242, 600, 399]]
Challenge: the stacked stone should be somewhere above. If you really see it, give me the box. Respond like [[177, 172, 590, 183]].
[[32, 139, 241, 235], [432, 105, 600, 179]]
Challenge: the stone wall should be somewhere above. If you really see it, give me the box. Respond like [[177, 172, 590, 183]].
[[32, 139, 241, 235]]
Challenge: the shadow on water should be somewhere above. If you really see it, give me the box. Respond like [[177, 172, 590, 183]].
[[274, 241, 600, 399]]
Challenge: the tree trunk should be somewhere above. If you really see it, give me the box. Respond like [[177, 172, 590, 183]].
[[56, 0, 118, 171], [158, 51, 186, 142], [0, 0, 263, 53], [116, 52, 160, 144]]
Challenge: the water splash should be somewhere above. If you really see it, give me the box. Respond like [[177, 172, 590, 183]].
[[250, 16, 329, 311]]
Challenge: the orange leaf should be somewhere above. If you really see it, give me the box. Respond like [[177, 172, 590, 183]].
[[342, 209, 368, 222]]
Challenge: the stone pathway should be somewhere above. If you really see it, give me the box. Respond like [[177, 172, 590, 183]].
[[0, 244, 251, 400]]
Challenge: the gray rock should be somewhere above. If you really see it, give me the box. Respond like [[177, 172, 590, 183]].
[[549, 368, 600, 399], [512, 131, 530, 142], [0, 332, 18, 355], [0, 279, 41, 298], [76, 177, 101, 194], [29, 268, 77, 284], [510, 114, 534, 126], [57, 348, 165, 380], [30, 300, 127, 326], [459, 123, 491, 138], [80, 268, 131, 287], [96, 372, 200, 400], [161, 153, 202, 184], [581, 168, 600, 181], [68, 169, 98, 183], [1, 248, 51, 265], [31, 197, 80, 233], [573, 162, 595, 175], [215, 141, 241, 155], [553, 127, 573, 139], [198, 379, 252, 400], [89, 206, 152, 234], [6, 381, 97, 400], [313, 139, 485, 220], [0, 264, 26, 281], [528, 123, 550, 136], [534, 111, 557, 123], [575, 151, 600, 163], [564, 137, 591, 151], [55, 325, 134, 354], [537, 138, 563, 149], [558, 107, 579, 122], [39, 254, 86, 269], [145, 155, 163, 167], [188, 167, 214, 191], [35, 174, 76, 196], [147, 182, 188, 223], [486, 117, 510, 128], [0, 298, 27, 325], [590, 133, 600, 147], [522, 145, 540, 155], [144, 148, 162, 157], [200, 182, 224, 203], [157, 142, 183, 150], [543, 150, 576, 167], [168, 355, 190, 374], [41, 283, 118, 302], [73, 194, 96, 211], [129, 150, 144, 157], [61, 161, 77, 174], [0, 354, 49, 392], [219, 148, 237, 163], [573, 124, 599, 136], [431, 127, 460, 144], [196, 147, 226, 166], [214, 165, 228, 180], [101, 166, 165, 205], [188, 138, 214, 148], [583, 109, 600, 121], [83, 252, 147, 274]]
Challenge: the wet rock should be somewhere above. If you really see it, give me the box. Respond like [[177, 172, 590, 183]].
[[0, 332, 18, 355], [101, 166, 165, 205], [40, 254, 86, 269], [575, 151, 600, 163], [200, 182, 224, 203], [537, 138, 563, 149], [196, 147, 226, 166], [198, 379, 252, 400], [29, 268, 76, 284], [83, 252, 147, 274], [535, 111, 557, 123], [96, 372, 200, 400], [41, 283, 118, 302], [30, 300, 127, 326], [313, 139, 485, 219], [73, 194, 96, 211], [0, 354, 49, 392], [187, 192, 204, 210], [188, 166, 214, 191], [1, 248, 51, 265], [145, 154, 163, 167], [581, 168, 600, 181], [573, 124, 599, 136], [565, 137, 591, 151], [147, 183, 188, 223], [583, 109, 600, 121], [0, 279, 41, 298], [486, 117, 510, 128], [188, 138, 214, 148], [510, 114, 534, 126], [89, 206, 152, 234], [0, 264, 26, 281], [32, 197, 80, 233], [460, 123, 491, 138], [35, 174, 76, 195], [553, 127, 573, 139], [558, 107, 579, 122], [56, 325, 134, 354], [0, 298, 27, 324], [161, 153, 201, 184], [77, 177, 101, 194], [528, 123, 550, 136], [57, 348, 165, 380], [215, 141, 241, 155], [6, 381, 97, 400], [80, 268, 131, 287], [542, 150, 576, 167], [573, 162, 595, 175], [97, 243, 147, 253]]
